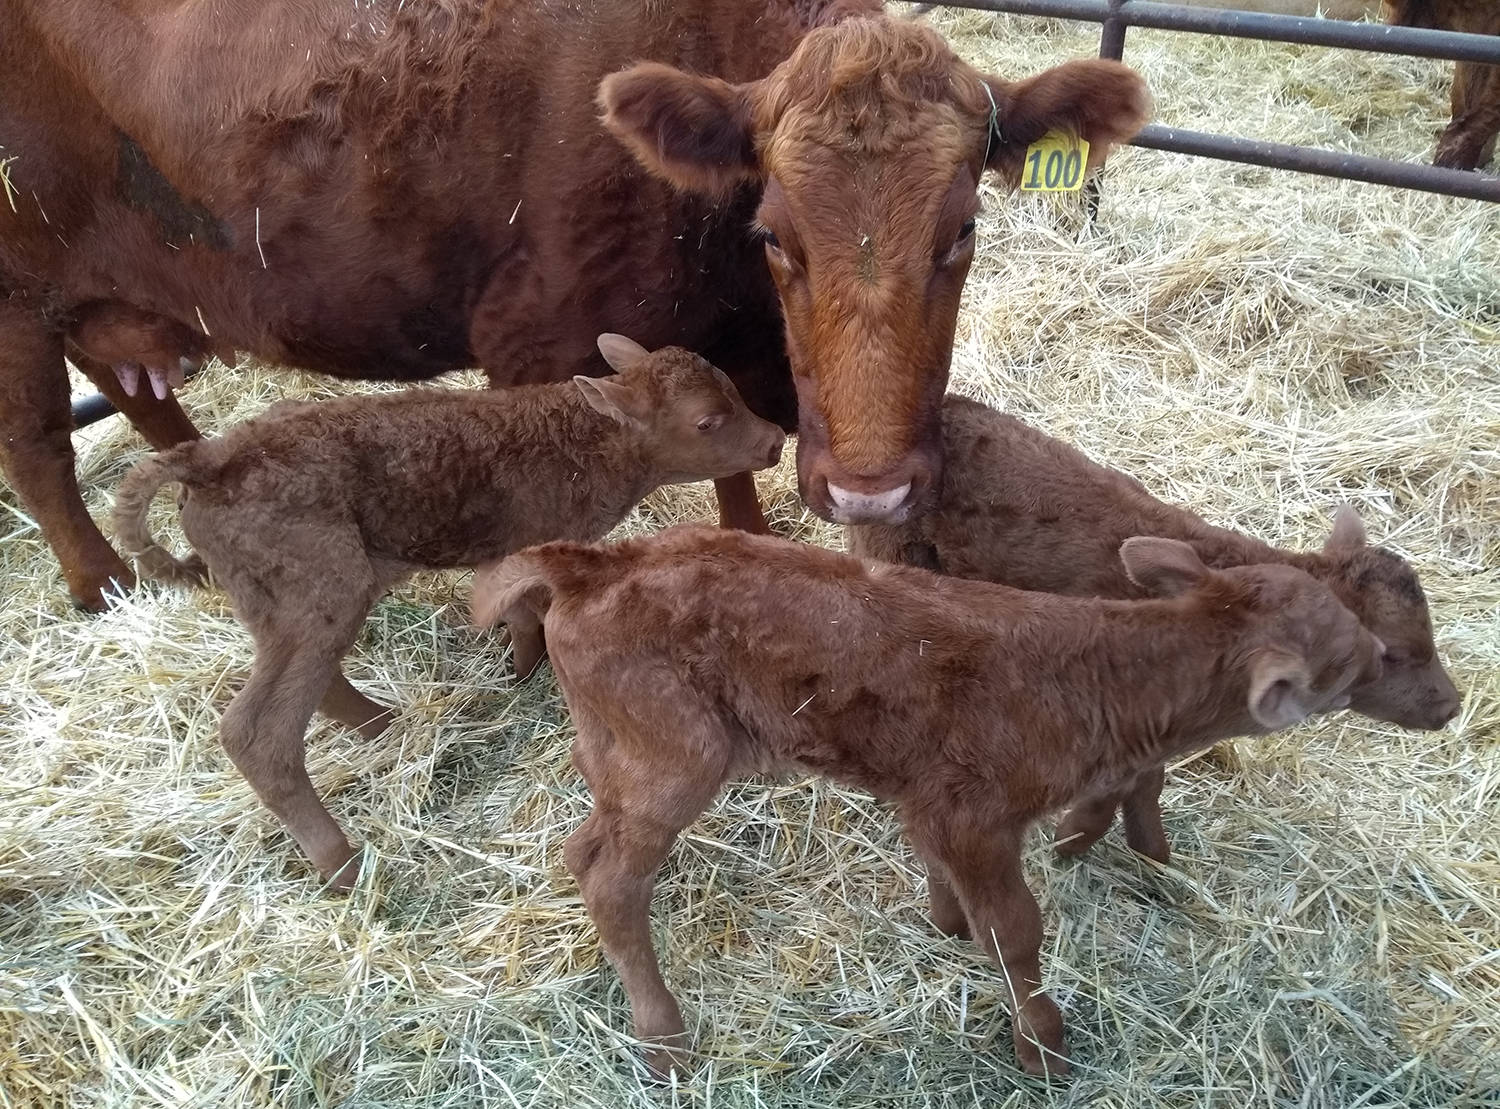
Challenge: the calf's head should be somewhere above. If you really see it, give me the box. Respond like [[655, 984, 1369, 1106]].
[[1120, 537, 1385, 732], [1313, 507, 1462, 730], [600, 17, 1150, 524], [577, 334, 785, 483]]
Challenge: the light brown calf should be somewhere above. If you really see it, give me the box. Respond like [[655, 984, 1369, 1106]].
[[111, 337, 784, 889], [473, 526, 1381, 1077], [851, 395, 1460, 864]]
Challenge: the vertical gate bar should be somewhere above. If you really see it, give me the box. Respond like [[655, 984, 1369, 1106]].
[[1087, 0, 1129, 221]]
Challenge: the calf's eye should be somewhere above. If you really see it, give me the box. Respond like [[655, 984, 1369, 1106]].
[[957, 218, 976, 243], [697, 414, 724, 433], [761, 229, 781, 250]]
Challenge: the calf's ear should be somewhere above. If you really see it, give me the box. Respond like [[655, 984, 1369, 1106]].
[[1119, 536, 1209, 597], [599, 63, 760, 196], [1247, 648, 1316, 730], [983, 59, 1151, 187], [596, 333, 651, 374], [1322, 504, 1368, 554], [574, 374, 653, 425]]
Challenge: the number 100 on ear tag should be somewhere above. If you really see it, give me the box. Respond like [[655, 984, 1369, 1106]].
[[1021, 132, 1090, 192]]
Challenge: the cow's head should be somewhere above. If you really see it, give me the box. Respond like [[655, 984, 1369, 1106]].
[[599, 17, 1150, 523]]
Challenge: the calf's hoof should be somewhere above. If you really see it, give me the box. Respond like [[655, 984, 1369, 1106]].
[[640, 1036, 692, 1081], [1014, 1024, 1068, 1079], [1125, 836, 1172, 866], [356, 707, 397, 742], [317, 845, 363, 893], [1052, 821, 1106, 859]]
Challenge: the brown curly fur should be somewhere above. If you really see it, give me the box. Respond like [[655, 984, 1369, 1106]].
[[472, 525, 1382, 1078], [849, 395, 1461, 865], [111, 342, 784, 889]]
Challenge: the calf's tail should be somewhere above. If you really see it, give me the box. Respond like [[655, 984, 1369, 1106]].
[[471, 550, 563, 680], [111, 453, 208, 586]]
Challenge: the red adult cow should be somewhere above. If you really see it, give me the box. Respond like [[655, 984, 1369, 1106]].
[[0, 0, 1149, 610], [1385, 0, 1500, 169]]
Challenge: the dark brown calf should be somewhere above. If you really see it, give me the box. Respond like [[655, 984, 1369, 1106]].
[[472, 526, 1381, 1077], [111, 338, 784, 889], [1386, 0, 1500, 169], [851, 395, 1460, 863]]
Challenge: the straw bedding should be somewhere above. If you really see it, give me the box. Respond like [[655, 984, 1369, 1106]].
[[1, 7, 1496, 1107]]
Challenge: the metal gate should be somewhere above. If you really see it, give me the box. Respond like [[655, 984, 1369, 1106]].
[[920, 0, 1500, 201]]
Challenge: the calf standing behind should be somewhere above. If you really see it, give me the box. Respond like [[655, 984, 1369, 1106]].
[[472, 526, 1381, 1077], [850, 396, 1460, 863], [111, 336, 785, 889]]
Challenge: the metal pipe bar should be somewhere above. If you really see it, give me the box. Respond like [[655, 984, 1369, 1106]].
[[70, 366, 204, 430], [936, 0, 1500, 64], [1098, 0, 1129, 59], [1130, 123, 1500, 201], [72, 392, 119, 429]]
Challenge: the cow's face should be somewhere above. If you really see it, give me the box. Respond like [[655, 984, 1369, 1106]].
[[600, 17, 1149, 524]]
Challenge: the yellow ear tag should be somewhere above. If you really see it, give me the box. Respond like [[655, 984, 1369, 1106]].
[[1020, 132, 1090, 192]]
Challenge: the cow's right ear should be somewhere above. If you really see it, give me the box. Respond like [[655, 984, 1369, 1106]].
[[598, 63, 759, 196]]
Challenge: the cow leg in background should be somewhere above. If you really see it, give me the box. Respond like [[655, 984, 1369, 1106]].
[[1435, 60, 1500, 170], [0, 302, 135, 610], [712, 472, 769, 533], [702, 326, 792, 536], [68, 348, 201, 449]]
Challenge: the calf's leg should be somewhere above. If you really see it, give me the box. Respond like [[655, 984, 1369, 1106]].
[[1055, 765, 1171, 864], [565, 701, 727, 1078], [1118, 764, 1170, 864], [911, 841, 969, 939], [912, 819, 1067, 1078], [216, 548, 387, 890], [1053, 791, 1118, 858], [0, 302, 133, 609], [319, 670, 396, 740]]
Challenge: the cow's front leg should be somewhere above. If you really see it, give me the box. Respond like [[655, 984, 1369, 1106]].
[[0, 301, 133, 610], [1434, 60, 1500, 170]]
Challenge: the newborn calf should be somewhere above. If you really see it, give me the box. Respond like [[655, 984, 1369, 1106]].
[[850, 395, 1460, 863], [112, 336, 785, 888], [472, 526, 1381, 1077]]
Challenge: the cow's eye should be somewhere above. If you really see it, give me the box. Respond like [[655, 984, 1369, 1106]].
[[957, 218, 976, 243], [761, 229, 781, 250], [697, 414, 724, 433]]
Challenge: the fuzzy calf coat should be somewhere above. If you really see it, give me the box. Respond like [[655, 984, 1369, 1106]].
[[850, 395, 1459, 863], [473, 525, 1381, 1077], [112, 337, 785, 888]]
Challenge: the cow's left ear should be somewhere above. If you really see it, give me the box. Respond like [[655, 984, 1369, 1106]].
[[599, 63, 759, 196], [982, 59, 1151, 187]]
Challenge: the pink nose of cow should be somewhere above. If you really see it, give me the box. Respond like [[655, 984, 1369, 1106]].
[[825, 480, 913, 523], [798, 440, 939, 525]]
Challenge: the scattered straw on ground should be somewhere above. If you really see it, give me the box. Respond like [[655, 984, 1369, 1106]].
[[2, 8, 1497, 1108]]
